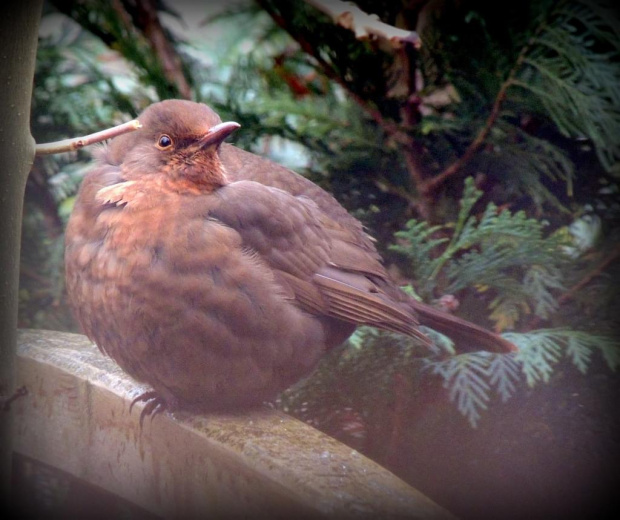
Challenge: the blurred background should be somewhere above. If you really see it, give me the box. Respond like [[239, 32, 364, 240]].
[[20, 1, 619, 518]]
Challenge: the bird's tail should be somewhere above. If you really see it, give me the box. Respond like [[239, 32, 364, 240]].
[[410, 300, 518, 354]]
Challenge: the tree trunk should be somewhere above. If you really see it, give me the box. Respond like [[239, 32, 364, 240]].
[[0, 0, 42, 510]]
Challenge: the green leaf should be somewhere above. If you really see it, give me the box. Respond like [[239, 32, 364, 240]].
[[392, 177, 570, 328]]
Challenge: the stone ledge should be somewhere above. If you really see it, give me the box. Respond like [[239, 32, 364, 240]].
[[13, 328, 455, 519]]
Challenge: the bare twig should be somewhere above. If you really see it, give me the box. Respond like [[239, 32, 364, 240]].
[[19, 265, 51, 286], [374, 177, 419, 207], [421, 17, 550, 196], [527, 243, 620, 330], [129, 0, 192, 99], [559, 244, 620, 306], [304, 0, 421, 48], [259, 2, 404, 137], [260, 1, 432, 217], [260, 2, 423, 148], [35, 120, 142, 156], [420, 82, 510, 196]]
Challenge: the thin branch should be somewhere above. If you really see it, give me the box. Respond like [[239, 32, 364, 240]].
[[527, 242, 620, 330], [421, 22, 546, 196], [402, 143, 426, 190], [402, 146, 432, 219], [374, 177, 419, 207], [258, 2, 393, 133], [19, 266, 51, 287], [304, 0, 421, 48], [129, 0, 192, 99], [259, 1, 433, 217], [558, 244, 620, 306], [420, 82, 511, 196], [35, 120, 142, 156]]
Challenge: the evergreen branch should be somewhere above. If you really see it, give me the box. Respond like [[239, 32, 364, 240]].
[[566, 335, 593, 374], [514, 0, 620, 170], [507, 329, 620, 383], [512, 332, 563, 385], [393, 176, 570, 325], [427, 177, 482, 281], [600, 340, 620, 372], [428, 353, 492, 427], [487, 353, 521, 402], [431, 329, 617, 425]]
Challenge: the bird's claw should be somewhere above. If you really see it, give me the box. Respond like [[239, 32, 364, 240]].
[[130, 390, 167, 428]]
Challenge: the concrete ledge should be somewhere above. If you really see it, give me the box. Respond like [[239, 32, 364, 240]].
[[13, 329, 455, 519]]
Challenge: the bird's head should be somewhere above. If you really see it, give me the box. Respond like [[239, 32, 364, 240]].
[[104, 100, 240, 192]]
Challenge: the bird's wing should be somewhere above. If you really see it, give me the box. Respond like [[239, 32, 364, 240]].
[[220, 143, 373, 249], [209, 180, 431, 345]]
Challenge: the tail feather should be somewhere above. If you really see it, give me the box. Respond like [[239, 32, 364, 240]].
[[410, 300, 518, 354]]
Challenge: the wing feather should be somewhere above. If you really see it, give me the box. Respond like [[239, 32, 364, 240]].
[[209, 180, 429, 345]]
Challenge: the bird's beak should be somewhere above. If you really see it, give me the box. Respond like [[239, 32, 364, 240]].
[[198, 121, 241, 148]]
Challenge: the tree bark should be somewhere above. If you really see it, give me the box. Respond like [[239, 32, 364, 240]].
[[0, 0, 42, 510]]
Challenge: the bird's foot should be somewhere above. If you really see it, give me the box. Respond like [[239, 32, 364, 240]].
[[130, 390, 167, 428]]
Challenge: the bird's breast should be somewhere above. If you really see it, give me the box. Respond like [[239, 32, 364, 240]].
[[65, 186, 328, 409]]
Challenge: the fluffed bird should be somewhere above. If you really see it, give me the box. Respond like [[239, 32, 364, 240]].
[[65, 100, 515, 416]]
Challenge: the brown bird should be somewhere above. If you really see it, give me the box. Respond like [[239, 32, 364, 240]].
[[65, 100, 515, 416]]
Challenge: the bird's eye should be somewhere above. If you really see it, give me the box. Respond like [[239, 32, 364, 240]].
[[157, 134, 173, 149]]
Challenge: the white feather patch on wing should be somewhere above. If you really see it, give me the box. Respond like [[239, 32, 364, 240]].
[[95, 181, 138, 207]]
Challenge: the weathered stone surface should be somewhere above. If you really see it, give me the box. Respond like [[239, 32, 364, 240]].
[[14, 329, 456, 519]]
